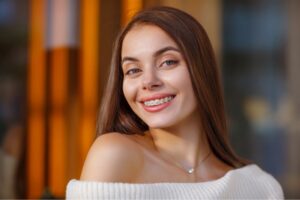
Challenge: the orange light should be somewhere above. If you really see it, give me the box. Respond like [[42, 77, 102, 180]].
[[27, 114, 45, 198], [27, 0, 46, 198], [121, 0, 143, 26], [79, 0, 100, 165], [49, 48, 68, 196]]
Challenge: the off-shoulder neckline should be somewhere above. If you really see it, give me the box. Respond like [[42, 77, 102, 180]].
[[70, 164, 258, 185]]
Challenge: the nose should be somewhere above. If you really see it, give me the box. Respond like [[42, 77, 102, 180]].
[[142, 69, 163, 90]]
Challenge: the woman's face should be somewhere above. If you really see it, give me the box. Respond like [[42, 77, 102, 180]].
[[121, 24, 199, 129]]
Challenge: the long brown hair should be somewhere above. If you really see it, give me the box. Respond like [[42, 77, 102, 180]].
[[97, 6, 245, 168]]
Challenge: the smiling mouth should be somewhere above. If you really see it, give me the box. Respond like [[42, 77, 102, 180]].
[[143, 95, 175, 107]]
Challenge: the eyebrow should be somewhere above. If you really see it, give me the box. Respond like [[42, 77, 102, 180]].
[[121, 46, 181, 65]]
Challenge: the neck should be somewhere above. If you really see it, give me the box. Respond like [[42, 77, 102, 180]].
[[148, 114, 210, 171]]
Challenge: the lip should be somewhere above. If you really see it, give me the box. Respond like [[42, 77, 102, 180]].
[[139, 94, 176, 113]]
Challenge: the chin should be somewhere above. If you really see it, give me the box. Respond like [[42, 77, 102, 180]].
[[143, 119, 176, 129]]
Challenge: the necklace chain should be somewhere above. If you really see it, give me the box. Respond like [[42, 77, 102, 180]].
[[161, 150, 211, 174]]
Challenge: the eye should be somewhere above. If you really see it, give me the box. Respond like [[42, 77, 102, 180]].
[[125, 68, 142, 76], [160, 59, 179, 67]]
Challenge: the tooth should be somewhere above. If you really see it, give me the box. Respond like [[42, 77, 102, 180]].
[[144, 96, 174, 107]]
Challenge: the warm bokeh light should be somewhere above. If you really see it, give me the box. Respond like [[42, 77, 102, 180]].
[[27, 0, 46, 198], [49, 48, 69, 196], [122, 0, 143, 26], [79, 0, 100, 166]]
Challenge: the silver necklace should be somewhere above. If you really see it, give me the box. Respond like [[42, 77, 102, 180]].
[[161, 150, 211, 174]]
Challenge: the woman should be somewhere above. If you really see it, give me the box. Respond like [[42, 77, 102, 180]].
[[67, 6, 283, 199]]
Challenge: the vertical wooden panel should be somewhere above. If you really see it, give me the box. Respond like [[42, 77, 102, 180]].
[[27, 0, 46, 198], [49, 48, 68, 196], [66, 48, 81, 180], [121, 0, 143, 26], [80, 0, 100, 166], [99, 0, 121, 100]]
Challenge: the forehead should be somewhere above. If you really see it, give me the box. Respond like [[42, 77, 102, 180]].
[[121, 24, 178, 57]]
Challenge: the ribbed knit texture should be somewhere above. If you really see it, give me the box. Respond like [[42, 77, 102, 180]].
[[66, 164, 283, 199]]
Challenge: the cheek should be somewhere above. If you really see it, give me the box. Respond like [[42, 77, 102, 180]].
[[181, 72, 197, 101], [163, 67, 193, 90], [181, 73, 194, 92], [122, 80, 137, 104], [178, 68, 194, 91]]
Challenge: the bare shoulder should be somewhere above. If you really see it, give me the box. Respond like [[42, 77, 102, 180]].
[[80, 132, 144, 182]]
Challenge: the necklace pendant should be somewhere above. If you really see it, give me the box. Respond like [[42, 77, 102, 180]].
[[188, 168, 194, 174]]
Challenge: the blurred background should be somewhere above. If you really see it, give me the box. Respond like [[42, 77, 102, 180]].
[[0, 0, 299, 199]]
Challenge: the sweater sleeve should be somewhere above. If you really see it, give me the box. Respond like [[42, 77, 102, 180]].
[[251, 167, 284, 199]]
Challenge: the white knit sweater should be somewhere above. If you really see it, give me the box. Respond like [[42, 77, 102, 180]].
[[66, 164, 283, 199]]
